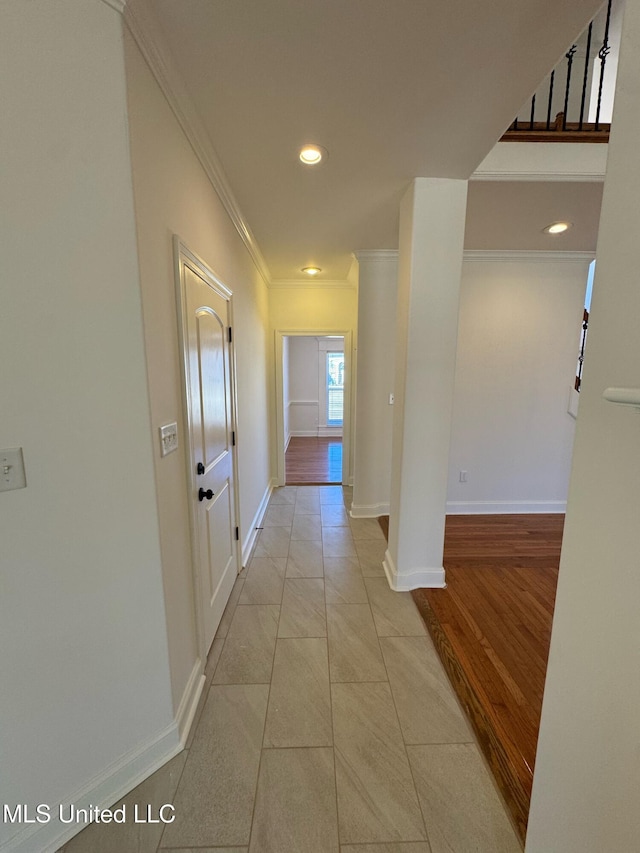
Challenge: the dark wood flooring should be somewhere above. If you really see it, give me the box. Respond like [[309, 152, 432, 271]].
[[381, 513, 563, 844], [285, 436, 343, 484]]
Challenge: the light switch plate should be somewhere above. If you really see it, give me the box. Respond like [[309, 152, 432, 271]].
[[159, 423, 178, 457], [0, 447, 27, 492]]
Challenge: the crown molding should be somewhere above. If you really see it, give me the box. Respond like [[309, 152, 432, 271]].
[[123, 0, 271, 286], [353, 250, 399, 262], [463, 249, 595, 263], [352, 249, 594, 265], [269, 279, 356, 289], [100, 0, 127, 11], [471, 170, 606, 183]]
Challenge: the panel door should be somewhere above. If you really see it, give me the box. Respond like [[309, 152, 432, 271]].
[[185, 263, 237, 652]]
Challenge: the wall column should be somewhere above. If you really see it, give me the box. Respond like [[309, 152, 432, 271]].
[[384, 178, 468, 590], [526, 0, 640, 849], [352, 251, 398, 518]]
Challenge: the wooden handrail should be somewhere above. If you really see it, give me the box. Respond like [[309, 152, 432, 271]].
[[502, 113, 610, 143]]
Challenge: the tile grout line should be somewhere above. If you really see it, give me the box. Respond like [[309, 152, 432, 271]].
[[166, 550, 249, 850], [332, 489, 425, 850], [155, 641, 224, 852], [247, 490, 288, 852], [330, 491, 361, 850], [212, 488, 419, 851], [377, 621, 432, 849], [357, 542, 431, 846], [324, 537, 342, 849]]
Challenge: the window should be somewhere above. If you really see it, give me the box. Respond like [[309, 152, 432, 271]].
[[326, 352, 345, 425]]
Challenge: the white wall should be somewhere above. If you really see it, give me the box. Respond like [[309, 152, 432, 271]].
[[288, 337, 321, 435], [287, 337, 345, 436], [447, 256, 590, 513], [124, 25, 272, 716], [473, 142, 607, 182], [352, 251, 587, 517], [352, 253, 398, 517], [0, 3, 174, 850], [527, 0, 640, 846]]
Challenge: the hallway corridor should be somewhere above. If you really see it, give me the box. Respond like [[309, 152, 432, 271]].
[[60, 486, 521, 853]]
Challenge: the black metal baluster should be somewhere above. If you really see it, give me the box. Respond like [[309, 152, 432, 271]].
[[595, 0, 613, 131], [530, 94, 536, 129], [503, 5, 609, 140], [575, 309, 589, 391], [562, 45, 577, 130], [579, 22, 593, 130], [546, 70, 555, 130]]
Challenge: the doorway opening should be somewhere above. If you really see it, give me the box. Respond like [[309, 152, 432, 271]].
[[285, 335, 343, 483], [275, 331, 352, 486]]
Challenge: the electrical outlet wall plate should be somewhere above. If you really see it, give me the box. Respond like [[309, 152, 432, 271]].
[[0, 447, 27, 492], [159, 423, 178, 457]]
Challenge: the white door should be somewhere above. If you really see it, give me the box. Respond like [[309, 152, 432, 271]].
[[178, 244, 239, 654]]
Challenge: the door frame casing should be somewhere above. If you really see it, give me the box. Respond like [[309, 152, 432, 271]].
[[173, 236, 241, 662], [275, 328, 354, 486]]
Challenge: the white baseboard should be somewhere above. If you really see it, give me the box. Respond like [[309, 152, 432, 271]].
[[4, 723, 182, 853], [175, 659, 205, 747], [242, 480, 273, 565], [289, 428, 343, 438], [383, 549, 446, 591], [350, 501, 390, 519], [317, 426, 343, 437], [446, 500, 566, 514], [284, 432, 292, 451]]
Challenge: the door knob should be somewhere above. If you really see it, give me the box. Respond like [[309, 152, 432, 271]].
[[198, 488, 214, 501]]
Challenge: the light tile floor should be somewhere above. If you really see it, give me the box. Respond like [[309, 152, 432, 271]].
[[60, 486, 522, 853]]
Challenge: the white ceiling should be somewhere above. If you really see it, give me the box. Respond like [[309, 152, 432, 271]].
[[150, 0, 603, 279]]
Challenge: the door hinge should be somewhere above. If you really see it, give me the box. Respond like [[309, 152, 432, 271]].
[[232, 430, 236, 446], [228, 326, 233, 343], [235, 526, 239, 541]]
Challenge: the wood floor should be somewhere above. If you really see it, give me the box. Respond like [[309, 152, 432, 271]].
[[285, 436, 343, 484], [381, 513, 563, 844]]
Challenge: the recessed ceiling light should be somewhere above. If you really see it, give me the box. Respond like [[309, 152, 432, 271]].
[[543, 221, 572, 234], [302, 266, 322, 276], [299, 144, 326, 165]]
